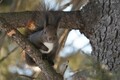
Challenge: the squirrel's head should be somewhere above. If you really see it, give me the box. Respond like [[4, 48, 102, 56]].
[[43, 25, 58, 43]]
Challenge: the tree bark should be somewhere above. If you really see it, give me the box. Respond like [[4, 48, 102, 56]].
[[79, 0, 120, 72], [0, 11, 84, 30]]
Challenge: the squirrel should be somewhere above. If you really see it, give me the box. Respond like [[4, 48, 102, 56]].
[[24, 15, 59, 66], [22, 0, 60, 66], [23, 0, 68, 66]]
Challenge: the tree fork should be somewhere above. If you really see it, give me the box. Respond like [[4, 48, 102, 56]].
[[0, 18, 63, 80]]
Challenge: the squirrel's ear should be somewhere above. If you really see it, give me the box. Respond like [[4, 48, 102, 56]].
[[55, 17, 61, 28], [44, 14, 49, 28]]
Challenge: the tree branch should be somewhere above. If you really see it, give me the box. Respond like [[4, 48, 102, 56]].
[[0, 18, 63, 80], [0, 11, 84, 30], [0, 47, 18, 63]]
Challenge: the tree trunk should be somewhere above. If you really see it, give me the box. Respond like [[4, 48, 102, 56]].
[[80, 0, 120, 72]]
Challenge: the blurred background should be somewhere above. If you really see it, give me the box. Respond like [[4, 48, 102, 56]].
[[0, 0, 119, 80]]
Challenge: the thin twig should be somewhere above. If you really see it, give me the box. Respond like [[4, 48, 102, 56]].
[[57, 29, 70, 54], [19, 74, 35, 80], [0, 30, 6, 49], [0, 46, 19, 63]]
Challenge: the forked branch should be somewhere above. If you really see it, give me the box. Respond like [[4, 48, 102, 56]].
[[0, 18, 63, 80]]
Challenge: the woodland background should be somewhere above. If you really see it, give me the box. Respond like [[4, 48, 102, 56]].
[[0, 0, 120, 80]]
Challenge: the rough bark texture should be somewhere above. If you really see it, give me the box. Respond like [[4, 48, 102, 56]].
[[0, 11, 84, 30], [79, 0, 120, 72]]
